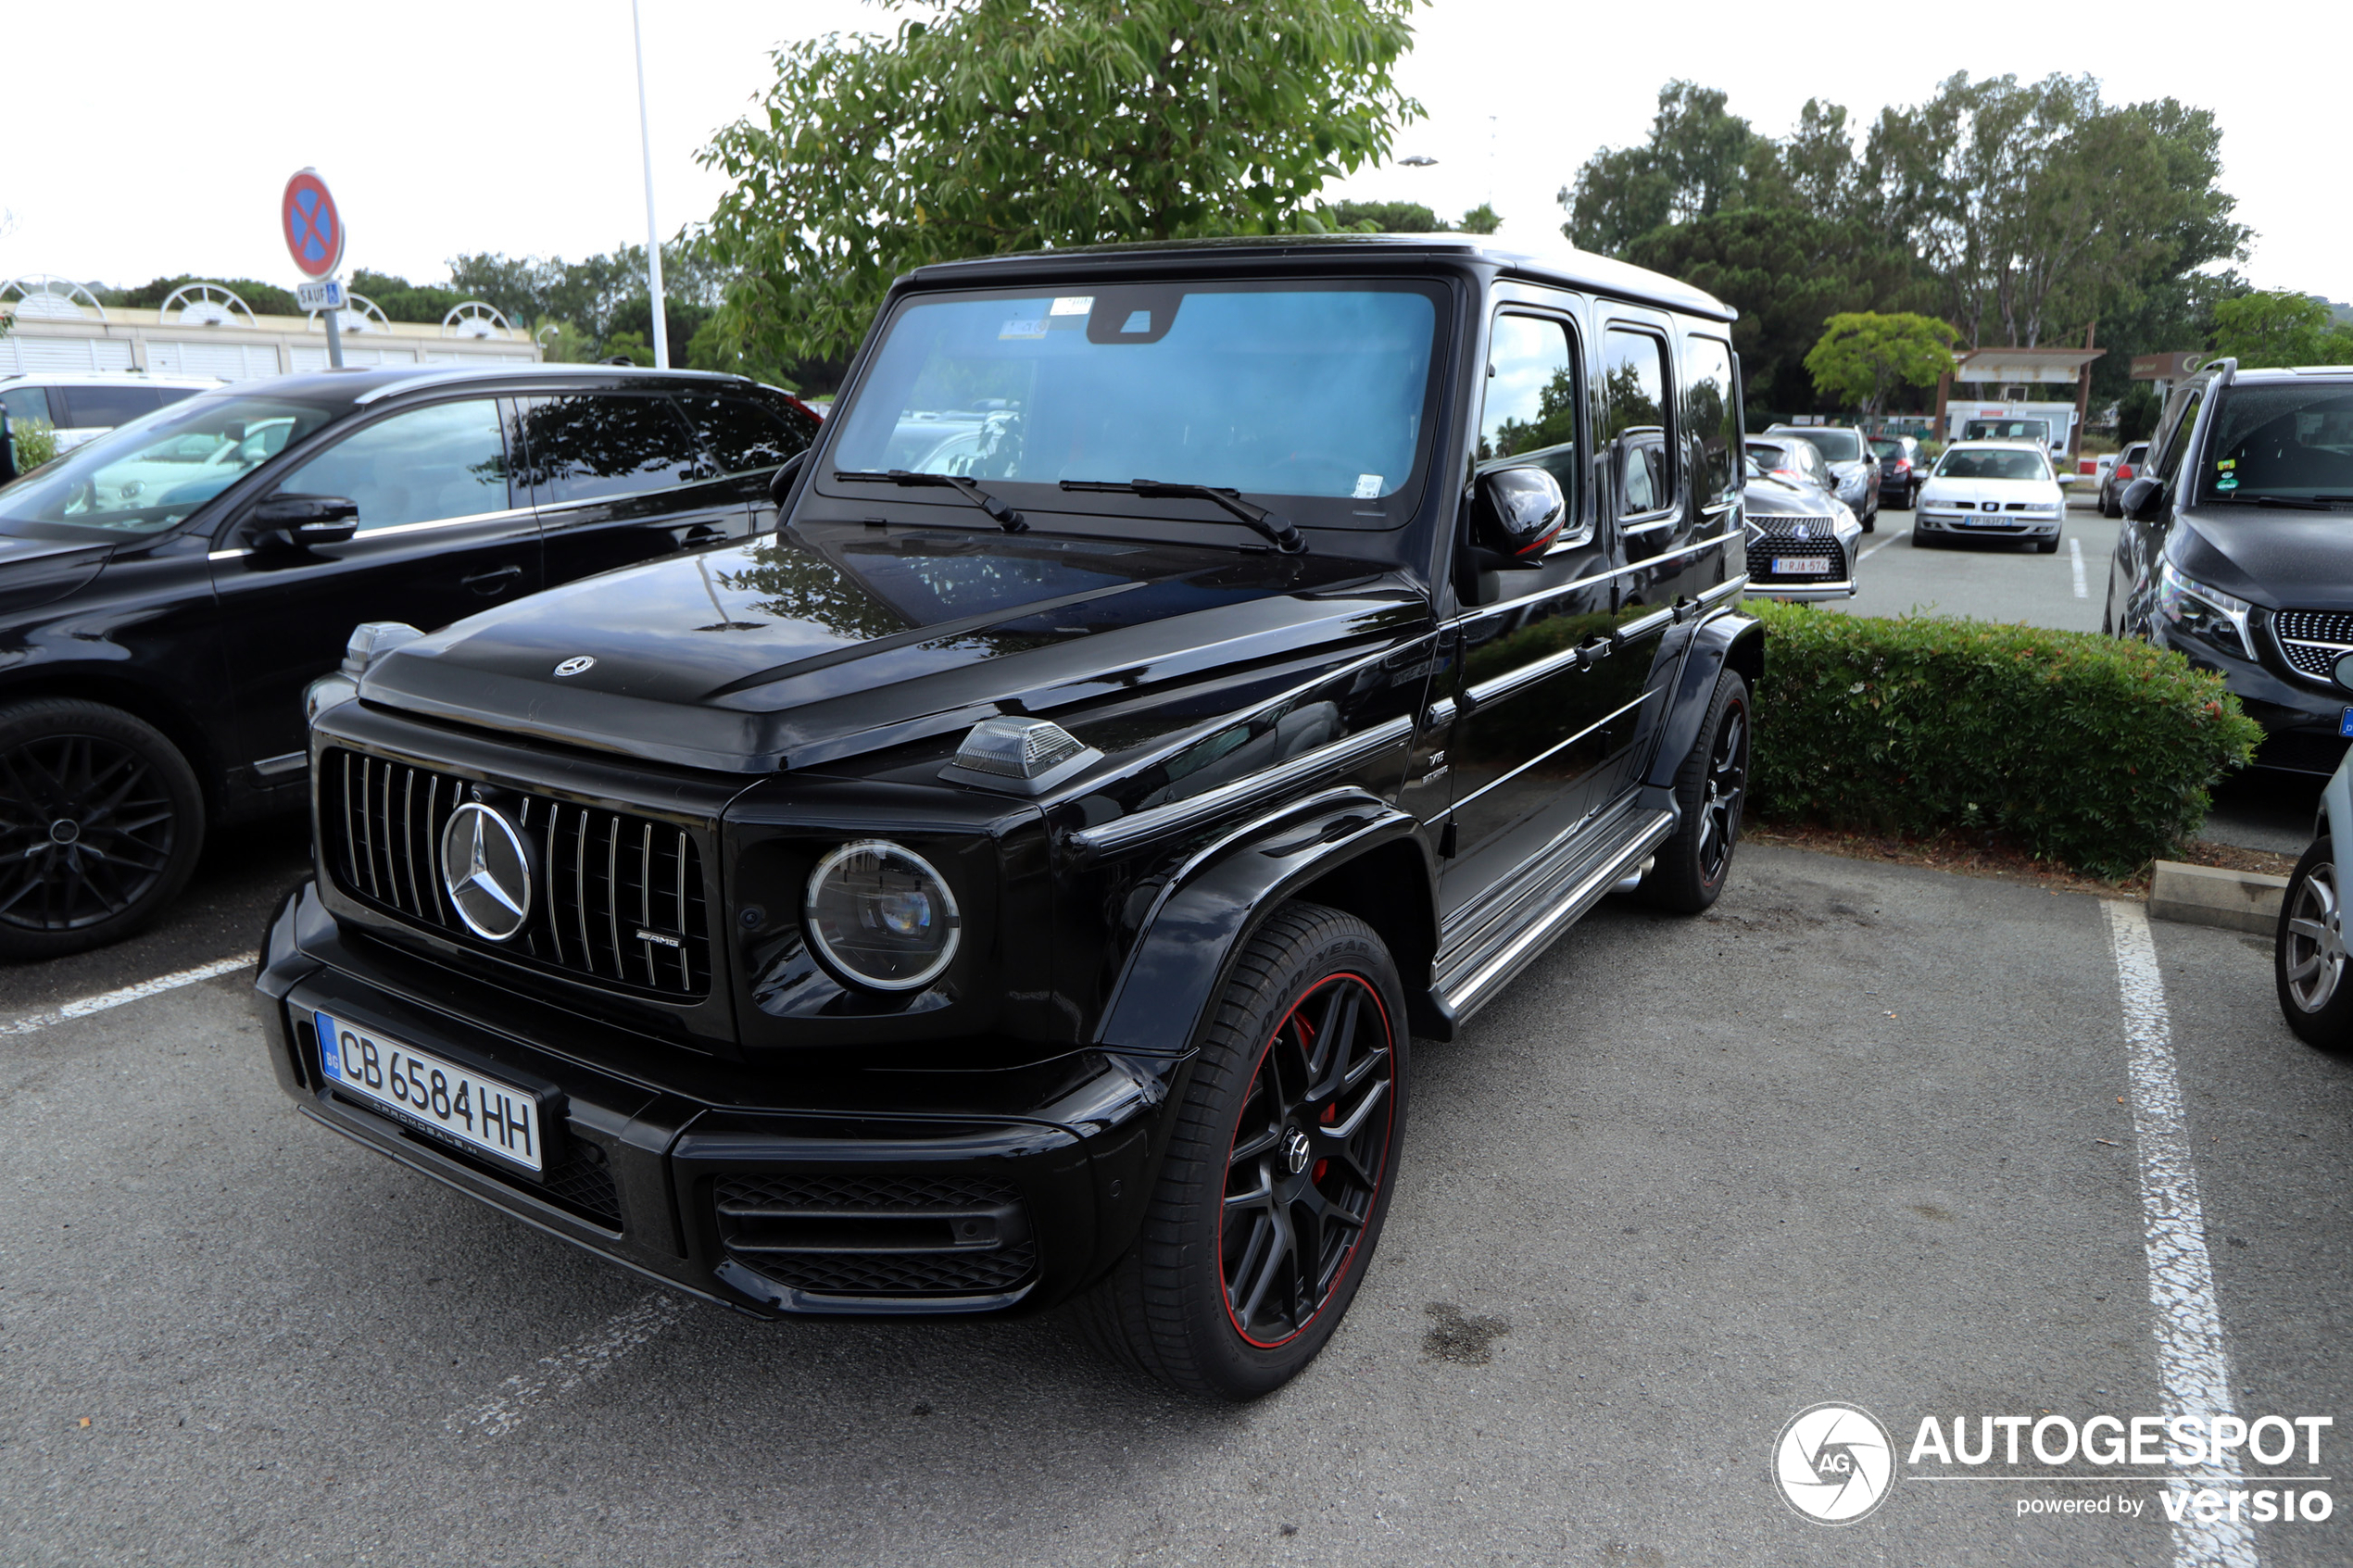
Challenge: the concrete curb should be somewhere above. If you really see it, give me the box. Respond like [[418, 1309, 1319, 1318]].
[[2147, 860, 2288, 935]]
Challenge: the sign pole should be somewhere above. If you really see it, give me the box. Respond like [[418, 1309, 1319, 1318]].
[[632, 0, 669, 370], [324, 282, 345, 369]]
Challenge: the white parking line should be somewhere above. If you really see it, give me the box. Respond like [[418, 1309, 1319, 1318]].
[[2103, 901, 2259, 1568], [0, 953, 258, 1038], [2070, 536, 2088, 598], [1857, 530, 1908, 561], [446, 1291, 682, 1437]]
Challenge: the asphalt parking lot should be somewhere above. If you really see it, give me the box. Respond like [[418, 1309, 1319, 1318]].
[[5, 837, 2348, 1567], [1838, 492, 2117, 633]]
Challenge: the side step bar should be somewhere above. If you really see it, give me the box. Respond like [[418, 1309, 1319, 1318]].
[[1434, 809, 1675, 1024]]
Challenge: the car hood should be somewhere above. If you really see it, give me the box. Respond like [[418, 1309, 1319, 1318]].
[[1743, 477, 1838, 516], [1918, 478, 2062, 508], [0, 527, 114, 616], [359, 524, 1423, 773], [2171, 507, 2353, 610]]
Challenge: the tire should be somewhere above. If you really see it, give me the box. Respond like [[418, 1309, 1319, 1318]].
[[1078, 902, 1408, 1399], [2277, 838, 2353, 1050], [0, 697, 205, 960], [2100, 489, 2120, 520], [1910, 527, 1932, 548], [2036, 533, 2060, 554], [1640, 667, 1750, 914]]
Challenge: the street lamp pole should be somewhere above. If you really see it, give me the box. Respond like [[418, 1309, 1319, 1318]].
[[631, 0, 669, 369]]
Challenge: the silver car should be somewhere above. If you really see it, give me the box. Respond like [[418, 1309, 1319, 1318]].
[[1764, 422, 1881, 532]]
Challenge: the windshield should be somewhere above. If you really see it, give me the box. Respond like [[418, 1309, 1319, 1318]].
[[825, 282, 1443, 523], [0, 393, 336, 534], [1871, 438, 1906, 459], [1784, 429, 1862, 462], [2199, 383, 2353, 501], [1935, 448, 2050, 482]]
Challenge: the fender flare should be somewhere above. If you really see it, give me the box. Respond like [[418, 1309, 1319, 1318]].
[[1642, 608, 1763, 791], [1090, 790, 1435, 1060]]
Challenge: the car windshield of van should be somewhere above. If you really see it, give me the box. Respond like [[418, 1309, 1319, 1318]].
[[1935, 448, 2050, 482], [0, 394, 336, 536], [823, 282, 1443, 526], [2197, 384, 2353, 503], [1784, 429, 1862, 462]]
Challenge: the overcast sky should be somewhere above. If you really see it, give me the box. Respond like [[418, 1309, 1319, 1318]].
[[3, 0, 2342, 316]]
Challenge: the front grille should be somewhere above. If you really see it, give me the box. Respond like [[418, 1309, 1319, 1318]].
[[1749, 513, 1837, 539], [713, 1173, 1037, 1298], [1747, 535, 1845, 581], [2272, 609, 2353, 684], [324, 748, 711, 997]]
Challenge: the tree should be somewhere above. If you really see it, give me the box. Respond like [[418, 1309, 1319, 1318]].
[[696, 0, 1424, 367], [1560, 82, 1769, 252], [1457, 202, 1502, 234], [1624, 207, 1929, 415], [100, 274, 300, 318], [1804, 313, 1958, 416], [1334, 198, 1441, 232], [2210, 290, 2353, 368]]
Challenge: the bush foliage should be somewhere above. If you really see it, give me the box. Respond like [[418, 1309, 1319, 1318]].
[[1747, 603, 2263, 876]]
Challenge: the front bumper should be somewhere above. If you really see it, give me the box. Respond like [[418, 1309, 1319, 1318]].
[[2151, 631, 2353, 776], [254, 881, 1176, 1318], [1915, 510, 2062, 539]]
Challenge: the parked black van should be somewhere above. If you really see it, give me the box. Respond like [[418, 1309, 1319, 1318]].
[[254, 236, 1761, 1397], [0, 366, 817, 955]]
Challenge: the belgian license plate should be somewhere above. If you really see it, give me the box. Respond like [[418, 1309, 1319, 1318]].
[[1772, 557, 1832, 575], [314, 1011, 545, 1173]]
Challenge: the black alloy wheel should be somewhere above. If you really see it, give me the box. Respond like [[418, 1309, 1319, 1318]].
[[1219, 971, 1394, 1348], [1078, 903, 1408, 1399], [1640, 668, 1750, 913], [2277, 838, 2353, 1048], [0, 698, 205, 959]]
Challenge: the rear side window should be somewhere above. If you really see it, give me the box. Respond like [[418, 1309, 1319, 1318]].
[[1603, 328, 1674, 511], [57, 385, 166, 428], [515, 394, 704, 504], [1684, 337, 1739, 508], [676, 393, 814, 476]]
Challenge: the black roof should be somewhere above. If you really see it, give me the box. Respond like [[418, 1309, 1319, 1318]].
[[909, 232, 1737, 323]]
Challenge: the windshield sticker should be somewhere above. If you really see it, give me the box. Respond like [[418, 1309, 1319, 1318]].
[[2217, 475, 2239, 491], [1050, 295, 1092, 316], [1353, 474, 1385, 499], [998, 318, 1047, 340], [2217, 458, 2236, 470]]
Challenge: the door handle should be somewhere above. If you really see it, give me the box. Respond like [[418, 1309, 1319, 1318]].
[[677, 522, 727, 548], [461, 564, 523, 596]]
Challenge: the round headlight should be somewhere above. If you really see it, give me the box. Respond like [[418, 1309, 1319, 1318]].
[[803, 840, 962, 991]]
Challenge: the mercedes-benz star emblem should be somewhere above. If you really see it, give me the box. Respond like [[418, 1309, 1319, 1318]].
[[1283, 1128, 1313, 1175], [554, 656, 596, 678], [440, 802, 533, 941]]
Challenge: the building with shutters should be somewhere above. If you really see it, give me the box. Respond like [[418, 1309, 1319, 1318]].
[[0, 275, 540, 382]]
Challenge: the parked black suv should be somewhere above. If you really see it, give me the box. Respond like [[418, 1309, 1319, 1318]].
[[0, 365, 816, 955], [253, 236, 1762, 1398], [2108, 360, 2353, 774]]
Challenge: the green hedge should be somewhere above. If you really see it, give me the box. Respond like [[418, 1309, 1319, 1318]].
[[1747, 604, 2264, 877]]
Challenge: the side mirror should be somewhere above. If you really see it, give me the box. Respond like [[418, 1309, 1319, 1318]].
[[1470, 467, 1566, 567], [248, 494, 359, 550], [2120, 476, 2163, 521], [769, 450, 808, 511]]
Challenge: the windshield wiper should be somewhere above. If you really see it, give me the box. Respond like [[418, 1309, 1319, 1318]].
[[833, 469, 1026, 533], [2234, 494, 2343, 509], [1060, 479, 1306, 554]]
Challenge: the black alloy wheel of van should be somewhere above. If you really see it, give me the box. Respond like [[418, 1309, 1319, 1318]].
[[1079, 903, 1407, 1399], [0, 698, 206, 959]]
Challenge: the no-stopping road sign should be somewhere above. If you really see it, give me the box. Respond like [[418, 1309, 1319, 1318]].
[[282, 169, 345, 280]]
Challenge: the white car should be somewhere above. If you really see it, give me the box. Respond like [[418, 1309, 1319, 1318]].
[[0, 373, 220, 454], [1910, 441, 2068, 554]]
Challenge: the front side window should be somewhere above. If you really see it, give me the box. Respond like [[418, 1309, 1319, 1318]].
[[57, 384, 167, 429], [0, 393, 337, 535], [2195, 383, 2353, 503], [2153, 388, 2205, 487], [0, 386, 54, 428], [1685, 337, 1740, 508], [275, 398, 511, 532], [513, 394, 705, 505], [1478, 313, 1579, 502], [825, 282, 1443, 522]]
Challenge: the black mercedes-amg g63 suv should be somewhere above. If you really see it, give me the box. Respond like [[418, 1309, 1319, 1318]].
[[254, 235, 1762, 1398]]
